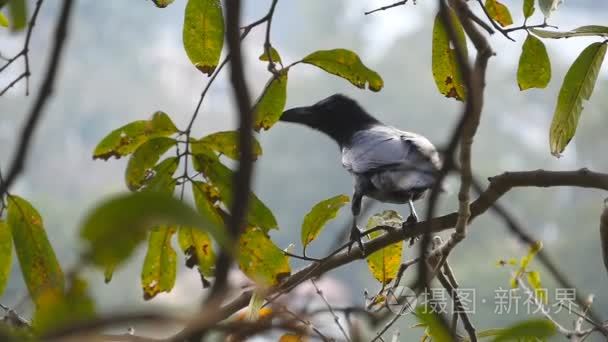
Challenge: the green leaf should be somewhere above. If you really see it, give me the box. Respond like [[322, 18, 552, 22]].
[[549, 42, 607, 157], [8, 0, 26, 31], [80, 192, 229, 274], [142, 157, 179, 194], [93, 111, 178, 160], [301, 49, 384, 91], [0, 221, 12, 296], [141, 226, 177, 300], [32, 277, 95, 334], [538, 0, 562, 19], [0, 12, 8, 28], [152, 0, 175, 7], [415, 306, 451, 342], [517, 34, 551, 90], [178, 225, 216, 276], [193, 152, 278, 231], [125, 137, 176, 191], [365, 210, 404, 285], [432, 10, 468, 102], [7, 196, 64, 307], [183, 0, 224, 75], [253, 73, 288, 132], [238, 227, 290, 286], [300, 194, 349, 250], [492, 319, 556, 341], [523, 0, 535, 19], [485, 0, 513, 27], [191, 131, 262, 160], [531, 25, 608, 39], [259, 46, 282, 64]]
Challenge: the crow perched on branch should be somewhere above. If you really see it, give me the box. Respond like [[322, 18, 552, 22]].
[[280, 94, 442, 254]]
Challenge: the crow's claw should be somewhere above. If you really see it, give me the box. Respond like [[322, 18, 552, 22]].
[[404, 213, 419, 247], [348, 225, 366, 257]]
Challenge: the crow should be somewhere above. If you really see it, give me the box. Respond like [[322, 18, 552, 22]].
[[280, 94, 441, 254]]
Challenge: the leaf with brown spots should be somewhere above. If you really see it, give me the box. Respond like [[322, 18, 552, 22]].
[[302, 48, 383, 91], [183, 0, 224, 75], [238, 227, 290, 287], [485, 0, 513, 27], [125, 137, 176, 191], [93, 111, 178, 160], [141, 226, 177, 300], [253, 72, 288, 132], [191, 131, 262, 160], [431, 10, 467, 102], [7, 196, 64, 307]]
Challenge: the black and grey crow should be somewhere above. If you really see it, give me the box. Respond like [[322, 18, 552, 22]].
[[280, 94, 441, 253]]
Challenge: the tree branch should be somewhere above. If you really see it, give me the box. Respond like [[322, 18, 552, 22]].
[[600, 199, 608, 278], [208, 169, 608, 331]]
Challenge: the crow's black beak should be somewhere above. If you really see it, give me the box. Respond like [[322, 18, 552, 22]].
[[279, 106, 315, 123]]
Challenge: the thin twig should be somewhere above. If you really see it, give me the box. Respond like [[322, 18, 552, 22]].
[[0, 0, 75, 199], [364, 0, 409, 15], [0, 0, 45, 96], [311, 279, 351, 342]]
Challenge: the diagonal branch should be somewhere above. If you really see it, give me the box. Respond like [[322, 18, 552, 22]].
[[206, 169, 608, 331]]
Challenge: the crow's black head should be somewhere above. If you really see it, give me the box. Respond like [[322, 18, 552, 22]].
[[280, 94, 380, 146]]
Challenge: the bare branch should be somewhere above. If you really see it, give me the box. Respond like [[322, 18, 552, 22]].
[[365, 0, 409, 15]]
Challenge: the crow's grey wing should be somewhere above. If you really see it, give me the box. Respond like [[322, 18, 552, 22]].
[[341, 126, 440, 174]]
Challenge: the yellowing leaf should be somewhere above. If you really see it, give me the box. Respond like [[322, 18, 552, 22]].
[[80, 192, 229, 274], [191, 131, 262, 160], [141, 226, 177, 300], [365, 210, 404, 284], [531, 25, 608, 39], [258, 46, 282, 64], [253, 73, 288, 132], [7, 196, 64, 307], [549, 42, 607, 157], [178, 226, 215, 276], [431, 11, 467, 101], [238, 227, 290, 287], [492, 319, 556, 341], [93, 111, 178, 160], [33, 277, 95, 333], [0, 12, 8, 27], [279, 334, 305, 342], [183, 0, 224, 75], [523, 0, 535, 19], [192, 152, 278, 231], [517, 34, 551, 90], [125, 137, 176, 191], [0, 221, 12, 296], [485, 0, 513, 27], [142, 157, 179, 194], [300, 194, 349, 249], [302, 49, 383, 91]]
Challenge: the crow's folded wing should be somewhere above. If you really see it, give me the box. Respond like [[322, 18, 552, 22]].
[[341, 126, 440, 174]]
